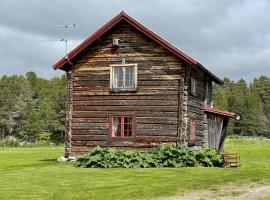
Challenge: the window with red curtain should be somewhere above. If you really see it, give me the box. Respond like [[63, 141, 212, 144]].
[[111, 116, 135, 138]]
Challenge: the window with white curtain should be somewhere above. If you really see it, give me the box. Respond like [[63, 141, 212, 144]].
[[110, 64, 137, 90]]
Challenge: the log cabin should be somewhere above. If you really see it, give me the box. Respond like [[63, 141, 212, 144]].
[[52, 12, 235, 157]]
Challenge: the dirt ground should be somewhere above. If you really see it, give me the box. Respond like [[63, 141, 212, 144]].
[[158, 184, 270, 200]]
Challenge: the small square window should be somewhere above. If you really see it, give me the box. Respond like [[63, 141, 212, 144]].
[[111, 116, 135, 138], [190, 77, 197, 95], [110, 64, 137, 91]]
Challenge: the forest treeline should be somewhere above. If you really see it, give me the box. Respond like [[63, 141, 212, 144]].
[[0, 72, 67, 142], [0, 72, 269, 142], [213, 76, 270, 137]]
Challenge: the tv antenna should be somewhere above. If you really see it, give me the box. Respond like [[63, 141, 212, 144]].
[[43, 24, 81, 61]]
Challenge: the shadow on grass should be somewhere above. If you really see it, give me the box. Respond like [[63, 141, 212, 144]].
[[38, 159, 58, 163], [1, 159, 60, 172]]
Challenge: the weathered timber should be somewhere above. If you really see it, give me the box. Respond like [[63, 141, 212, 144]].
[[59, 19, 223, 157], [72, 105, 178, 112], [72, 100, 178, 106]]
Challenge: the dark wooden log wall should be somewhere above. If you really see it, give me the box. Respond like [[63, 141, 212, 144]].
[[186, 67, 208, 147], [203, 79, 213, 146], [67, 21, 188, 155], [64, 20, 212, 156]]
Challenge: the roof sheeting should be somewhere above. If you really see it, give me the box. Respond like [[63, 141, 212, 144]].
[[204, 107, 235, 118]]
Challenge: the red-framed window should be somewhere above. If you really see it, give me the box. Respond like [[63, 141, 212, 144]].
[[110, 116, 135, 138]]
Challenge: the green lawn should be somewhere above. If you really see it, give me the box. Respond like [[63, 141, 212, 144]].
[[0, 138, 269, 200]]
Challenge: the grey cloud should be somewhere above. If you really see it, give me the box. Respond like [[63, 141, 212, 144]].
[[0, 0, 269, 81]]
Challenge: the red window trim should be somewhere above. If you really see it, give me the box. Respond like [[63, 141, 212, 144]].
[[110, 115, 135, 138]]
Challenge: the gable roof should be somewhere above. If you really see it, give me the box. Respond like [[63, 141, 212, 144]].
[[52, 11, 223, 84]]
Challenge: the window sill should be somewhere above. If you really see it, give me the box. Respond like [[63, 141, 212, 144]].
[[111, 136, 134, 139], [110, 88, 138, 93]]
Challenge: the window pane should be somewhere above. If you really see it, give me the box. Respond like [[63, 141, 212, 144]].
[[125, 67, 134, 88], [112, 117, 121, 137], [124, 117, 133, 137], [114, 67, 123, 88]]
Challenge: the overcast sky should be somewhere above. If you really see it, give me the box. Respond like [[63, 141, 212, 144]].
[[0, 0, 269, 81]]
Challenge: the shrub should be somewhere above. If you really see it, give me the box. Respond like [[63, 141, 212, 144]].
[[194, 149, 224, 167], [0, 136, 20, 147], [74, 146, 224, 168], [0, 138, 59, 148], [38, 132, 51, 141]]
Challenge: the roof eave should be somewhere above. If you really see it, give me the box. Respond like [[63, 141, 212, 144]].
[[53, 12, 125, 70], [196, 63, 223, 85], [204, 107, 235, 118]]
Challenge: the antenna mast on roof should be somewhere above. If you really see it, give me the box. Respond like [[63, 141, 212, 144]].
[[45, 24, 81, 61]]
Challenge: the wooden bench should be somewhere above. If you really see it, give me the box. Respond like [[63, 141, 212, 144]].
[[223, 153, 240, 168]]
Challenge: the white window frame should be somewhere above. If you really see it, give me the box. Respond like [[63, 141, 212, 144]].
[[110, 64, 138, 90]]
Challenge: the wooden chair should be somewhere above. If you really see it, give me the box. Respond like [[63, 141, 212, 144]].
[[223, 153, 240, 168]]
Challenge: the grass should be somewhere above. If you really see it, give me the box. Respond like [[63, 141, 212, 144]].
[[0, 138, 269, 200]]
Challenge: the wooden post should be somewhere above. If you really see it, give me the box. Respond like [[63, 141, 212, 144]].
[[64, 70, 73, 157], [181, 65, 191, 146], [177, 78, 184, 146]]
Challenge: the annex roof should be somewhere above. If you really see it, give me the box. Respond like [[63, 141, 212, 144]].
[[52, 11, 223, 84], [204, 107, 235, 118]]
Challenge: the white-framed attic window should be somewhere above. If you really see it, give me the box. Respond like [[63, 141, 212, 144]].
[[110, 64, 138, 91]]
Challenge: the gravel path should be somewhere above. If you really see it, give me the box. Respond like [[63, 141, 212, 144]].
[[157, 184, 270, 200]]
